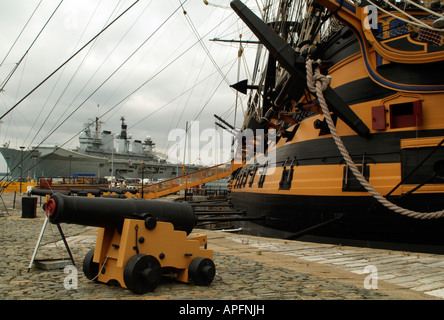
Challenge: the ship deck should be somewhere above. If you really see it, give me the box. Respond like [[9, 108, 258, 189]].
[[1, 193, 444, 308]]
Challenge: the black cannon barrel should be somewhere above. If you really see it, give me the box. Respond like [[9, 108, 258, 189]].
[[46, 193, 196, 234], [29, 188, 70, 196], [100, 187, 139, 194], [69, 189, 103, 196]]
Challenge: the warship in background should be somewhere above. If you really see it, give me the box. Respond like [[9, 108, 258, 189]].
[[0, 117, 201, 182]]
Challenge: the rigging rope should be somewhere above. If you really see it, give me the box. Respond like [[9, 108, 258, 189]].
[[41, 0, 179, 145], [180, 1, 232, 86], [0, 0, 64, 92], [25, 0, 107, 148], [306, 58, 444, 220], [44, 0, 150, 140], [402, 0, 444, 17], [0, 1, 141, 184], [0, 0, 140, 121], [365, 0, 444, 33], [0, 0, 43, 69], [37, 0, 125, 145], [20, 7, 236, 177]]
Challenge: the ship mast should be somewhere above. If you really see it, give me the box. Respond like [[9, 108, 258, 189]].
[[94, 116, 101, 139], [119, 116, 128, 141]]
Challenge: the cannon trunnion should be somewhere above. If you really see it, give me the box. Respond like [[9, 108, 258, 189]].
[[46, 193, 215, 294]]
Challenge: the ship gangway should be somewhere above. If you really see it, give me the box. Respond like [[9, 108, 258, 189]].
[[135, 160, 242, 200]]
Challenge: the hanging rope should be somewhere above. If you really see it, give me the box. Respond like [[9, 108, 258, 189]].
[[402, 0, 444, 18], [0, 0, 140, 121], [0, 0, 43, 69], [306, 58, 444, 220], [0, 0, 64, 92], [365, 0, 444, 33]]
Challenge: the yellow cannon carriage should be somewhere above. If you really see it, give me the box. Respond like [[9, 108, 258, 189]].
[[46, 193, 215, 294]]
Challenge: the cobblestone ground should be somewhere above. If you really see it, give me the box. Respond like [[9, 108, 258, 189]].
[[0, 193, 432, 301], [0, 216, 392, 300]]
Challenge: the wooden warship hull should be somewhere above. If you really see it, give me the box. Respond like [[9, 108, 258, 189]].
[[229, 0, 444, 244]]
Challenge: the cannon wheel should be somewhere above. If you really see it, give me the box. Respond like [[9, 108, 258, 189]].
[[83, 248, 99, 281], [123, 254, 162, 294], [188, 257, 216, 286]]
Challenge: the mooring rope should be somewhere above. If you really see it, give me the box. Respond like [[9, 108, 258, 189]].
[[306, 58, 444, 219]]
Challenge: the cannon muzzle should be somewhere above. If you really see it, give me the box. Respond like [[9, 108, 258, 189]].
[[46, 193, 196, 234]]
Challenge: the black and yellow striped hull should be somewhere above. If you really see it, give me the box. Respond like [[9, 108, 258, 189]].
[[230, 4, 444, 243]]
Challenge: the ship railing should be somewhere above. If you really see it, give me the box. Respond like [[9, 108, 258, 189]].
[[138, 160, 241, 199], [37, 176, 108, 187], [375, 14, 444, 46]]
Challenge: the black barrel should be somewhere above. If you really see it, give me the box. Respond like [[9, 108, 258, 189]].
[[46, 193, 196, 234], [29, 188, 70, 196], [22, 197, 37, 218], [100, 187, 139, 194], [69, 189, 103, 197]]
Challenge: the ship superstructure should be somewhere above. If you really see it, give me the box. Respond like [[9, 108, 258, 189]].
[[0, 117, 201, 181]]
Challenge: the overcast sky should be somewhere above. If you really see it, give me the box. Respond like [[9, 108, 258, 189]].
[[0, 0, 264, 171]]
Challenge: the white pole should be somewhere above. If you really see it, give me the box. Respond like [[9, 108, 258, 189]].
[[27, 215, 49, 271]]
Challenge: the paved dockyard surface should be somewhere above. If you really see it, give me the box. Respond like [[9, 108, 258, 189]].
[[1, 192, 444, 305]]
